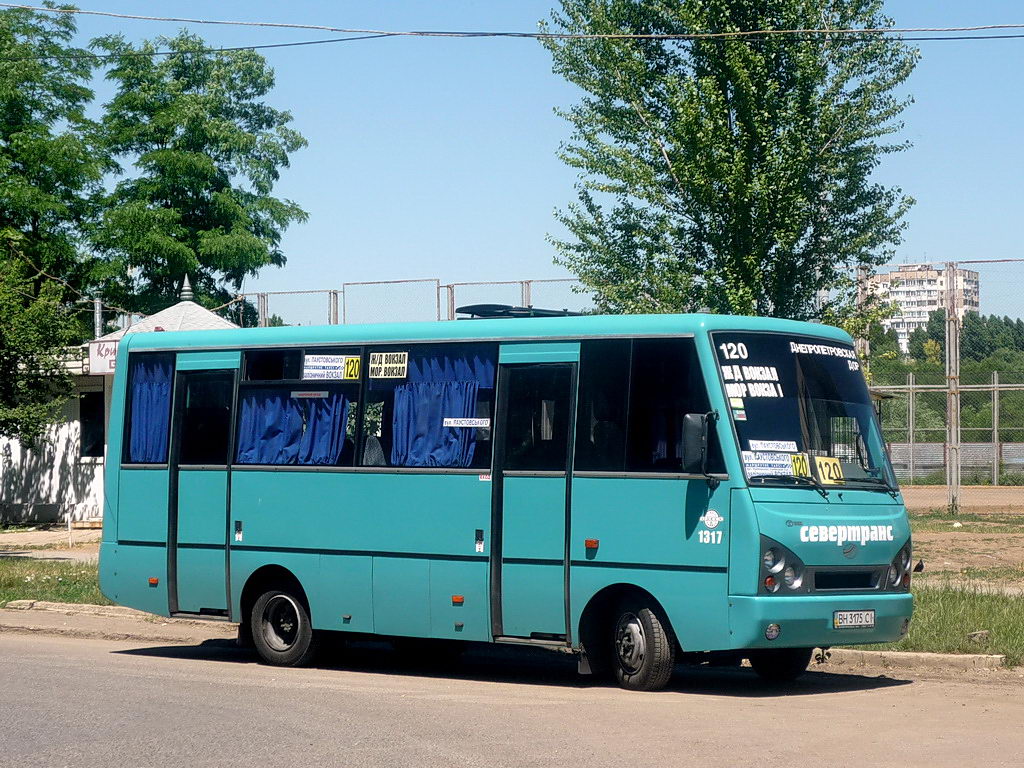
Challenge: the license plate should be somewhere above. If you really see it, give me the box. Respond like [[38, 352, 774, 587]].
[[833, 610, 875, 629]]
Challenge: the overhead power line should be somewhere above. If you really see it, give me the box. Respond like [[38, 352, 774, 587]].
[[0, 34, 392, 62], [6, 2, 1024, 42]]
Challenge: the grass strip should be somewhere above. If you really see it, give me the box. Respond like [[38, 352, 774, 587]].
[[0, 559, 110, 607], [909, 509, 1024, 535], [857, 582, 1024, 666]]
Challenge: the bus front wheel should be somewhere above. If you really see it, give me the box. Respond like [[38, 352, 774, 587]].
[[250, 588, 318, 667], [748, 647, 812, 682], [611, 602, 676, 691]]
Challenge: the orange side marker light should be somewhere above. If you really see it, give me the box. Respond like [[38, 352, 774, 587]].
[[452, 595, 465, 605], [148, 577, 159, 586], [584, 539, 600, 550]]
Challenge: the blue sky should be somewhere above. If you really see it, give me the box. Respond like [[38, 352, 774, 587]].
[[62, 1, 1024, 319]]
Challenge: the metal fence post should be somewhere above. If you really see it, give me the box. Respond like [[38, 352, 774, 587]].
[[445, 285, 456, 321], [329, 290, 339, 325], [522, 280, 532, 308], [945, 261, 961, 514], [993, 370, 1000, 486], [908, 372, 916, 484], [257, 292, 268, 328]]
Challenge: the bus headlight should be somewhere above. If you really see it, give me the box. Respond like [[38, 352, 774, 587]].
[[783, 565, 803, 590], [760, 536, 805, 594], [763, 548, 784, 573], [889, 541, 913, 590]]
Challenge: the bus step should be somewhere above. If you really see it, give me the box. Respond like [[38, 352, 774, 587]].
[[493, 635, 572, 651]]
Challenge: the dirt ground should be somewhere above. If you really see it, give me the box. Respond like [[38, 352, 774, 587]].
[[0, 528, 101, 562], [914, 531, 1024, 573], [903, 485, 1024, 514]]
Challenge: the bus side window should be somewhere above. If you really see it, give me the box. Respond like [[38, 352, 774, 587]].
[[179, 373, 233, 466], [575, 340, 630, 471], [235, 347, 360, 467], [360, 343, 497, 469], [123, 353, 175, 464], [244, 349, 301, 381], [575, 338, 724, 474]]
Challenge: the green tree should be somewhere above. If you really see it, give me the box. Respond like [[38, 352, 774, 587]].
[[865, 320, 900, 364], [908, 307, 945, 362], [544, 0, 917, 319], [0, 235, 77, 443], [93, 31, 308, 315], [0, 5, 106, 441]]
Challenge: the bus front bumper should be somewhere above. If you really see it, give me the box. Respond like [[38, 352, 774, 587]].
[[729, 592, 913, 650]]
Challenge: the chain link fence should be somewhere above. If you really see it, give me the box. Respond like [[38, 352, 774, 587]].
[[239, 277, 594, 327], [868, 258, 1024, 513]]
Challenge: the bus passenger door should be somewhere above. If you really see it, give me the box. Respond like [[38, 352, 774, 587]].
[[168, 363, 237, 615], [491, 345, 578, 640]]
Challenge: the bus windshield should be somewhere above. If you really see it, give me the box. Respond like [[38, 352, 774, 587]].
[[713, 331, 896, 491]]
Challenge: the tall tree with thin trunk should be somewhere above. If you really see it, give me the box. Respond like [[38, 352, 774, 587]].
[[543, 0, 917, 321], [93, 31, 308, 315], [0, 4, 105, 442]]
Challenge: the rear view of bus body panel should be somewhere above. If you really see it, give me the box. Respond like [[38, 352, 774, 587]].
[[101, 469, 171, 615]]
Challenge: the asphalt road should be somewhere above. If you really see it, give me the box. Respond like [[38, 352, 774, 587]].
[[2, 633, 1023, 768]]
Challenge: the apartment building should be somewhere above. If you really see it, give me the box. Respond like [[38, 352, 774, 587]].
[[866, 263, 980, 352]]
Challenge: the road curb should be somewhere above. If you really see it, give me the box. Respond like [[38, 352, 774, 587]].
[[3, 600, 230, 627], [0, 622, 202, 645], [0, 602, 1012, 672], [5, 600, 154, 619], [823, 647, 1006, 671]]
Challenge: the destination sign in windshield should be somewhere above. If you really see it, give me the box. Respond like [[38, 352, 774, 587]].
[[713, 332, 895, 490]]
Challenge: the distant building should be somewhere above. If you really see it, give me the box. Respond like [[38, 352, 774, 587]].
[[866, 264, 980, 352]]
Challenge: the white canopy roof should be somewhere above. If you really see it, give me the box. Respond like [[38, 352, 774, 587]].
[[96, 300, 237, 342]]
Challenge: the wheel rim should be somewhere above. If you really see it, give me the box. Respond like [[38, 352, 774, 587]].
[[614, 612, 646, 674], [261, 595, 301, 652]]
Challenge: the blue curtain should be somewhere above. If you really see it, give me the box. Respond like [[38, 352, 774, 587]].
[[407, 345, 495, 388], [371, 344, 496, 391], [128, 356, 173, 463], [391, 380, 479, 467], [236, 389, 348, 465], [296, 394, 349, 465]]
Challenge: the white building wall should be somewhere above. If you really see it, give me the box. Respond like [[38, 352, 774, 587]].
[[0, 376, 107, 524], [867, 265, 980, 353]]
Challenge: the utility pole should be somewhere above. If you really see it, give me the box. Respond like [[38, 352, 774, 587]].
[[944, 262, 961, 514], [855, 265, 870, 361]]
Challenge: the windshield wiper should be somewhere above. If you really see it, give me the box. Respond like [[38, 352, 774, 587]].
[[750, 473, 829, 498], [846, 475, 900, 497]]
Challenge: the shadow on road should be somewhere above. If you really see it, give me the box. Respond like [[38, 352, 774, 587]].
[[115, 638, 911, 696]]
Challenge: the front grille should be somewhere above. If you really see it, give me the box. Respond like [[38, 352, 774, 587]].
[[814, 570, 879, 591]]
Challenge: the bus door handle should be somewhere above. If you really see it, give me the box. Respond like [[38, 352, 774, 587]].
[[234, 520, 243, 542]]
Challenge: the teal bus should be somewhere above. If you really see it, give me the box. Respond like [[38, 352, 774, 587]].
[[99, 310, 913, 691]]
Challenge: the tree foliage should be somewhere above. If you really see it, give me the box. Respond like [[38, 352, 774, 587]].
[[0, 5, 104, 441], [544, 0, 918, 320], [0, 235, 77, 444], [93, 31, 308, 314]]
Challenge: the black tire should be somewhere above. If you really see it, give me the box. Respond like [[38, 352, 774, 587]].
[[611, 602, 676, 691], [748, 647, 813, 682], [250, 588, 318, 667]]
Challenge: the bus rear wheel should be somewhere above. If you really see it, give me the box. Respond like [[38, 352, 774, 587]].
[[250, 588, 318, 667], [611, 602, 675, 691], [748, 647, 812, 682]]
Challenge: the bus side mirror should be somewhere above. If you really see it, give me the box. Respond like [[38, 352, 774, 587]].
[[682, 413, 709, 475]]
